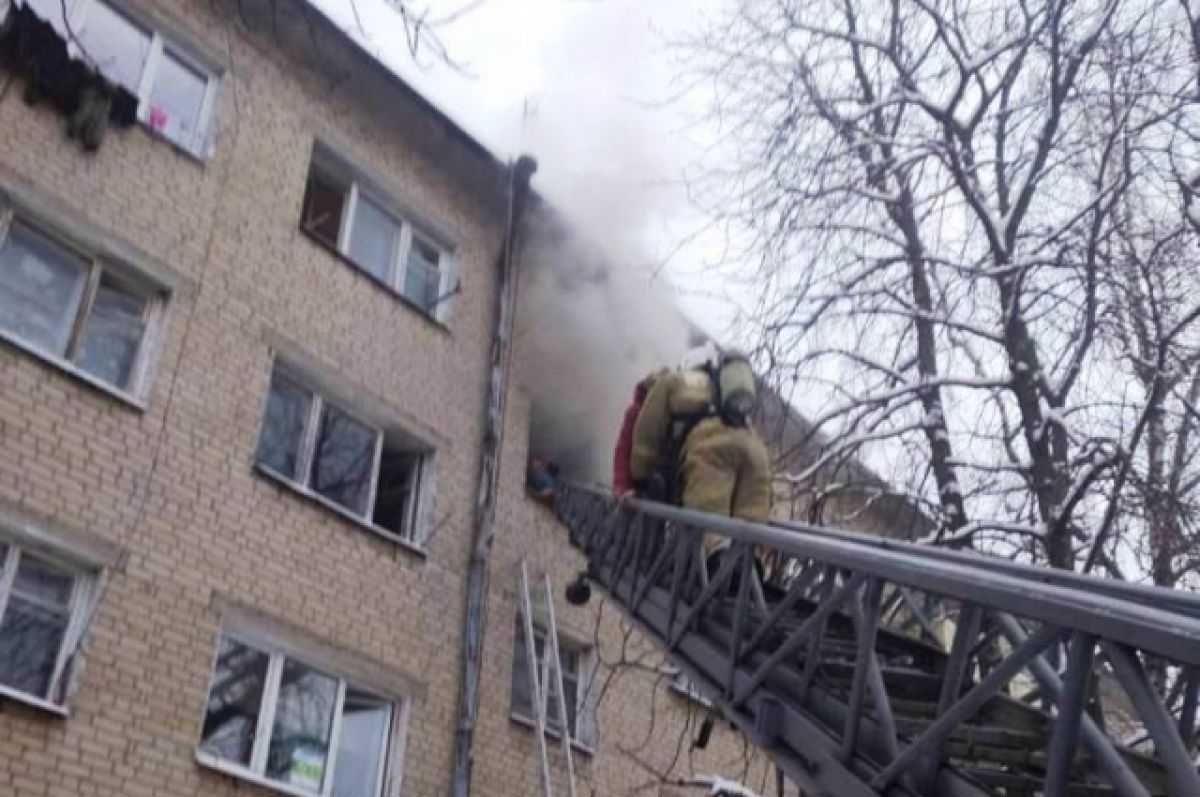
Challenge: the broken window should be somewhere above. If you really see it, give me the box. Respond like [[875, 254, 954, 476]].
[[27, 0, 220, 155], [0, 220, 162, 394], [0, 541, 96, 707], [300, 149, 454, 321], [510, 618, 591, 743], [199, 634, 396, 797], [256, 364, 432, 543]]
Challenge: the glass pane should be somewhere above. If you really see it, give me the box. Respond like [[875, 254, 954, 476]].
[[562, 674, 578, 737], [76, 0, 151, 91], [257, 373, 313, 480], [75, 276, 147, 388], [12, 554, 74, 608], [510, 618, 535, 719], [0, 224, 88, 356], [310, 404, 375, 516], [545, 689, 562, 732], [0, 553, 73, 699], [200, 637, 271, 767], [546, 643, 573, 734], [332, 689, 391, 797], [145, 50, 208, 150], [372, 448, 419, 536], [266, 659, 338, 793], [347, 196, 398, 283], [302, 171, 347, 248], [403, 238, 441, 313]]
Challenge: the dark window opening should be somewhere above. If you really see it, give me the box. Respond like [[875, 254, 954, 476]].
[[301, 170, 347, 248], [373, 446, 423, 538]]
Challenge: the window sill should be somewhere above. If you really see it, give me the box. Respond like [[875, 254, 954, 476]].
[[137, 120, 210, 165], [0, 682, 69, 718], [509, 712, 595, 757], [253, 464, 427, 560], [195, 751, 321, 797], [0, 329, 147, 411], [297, 226, 452, 335]]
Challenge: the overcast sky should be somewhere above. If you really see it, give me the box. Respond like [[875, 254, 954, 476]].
[[309, 0, 738, 336]]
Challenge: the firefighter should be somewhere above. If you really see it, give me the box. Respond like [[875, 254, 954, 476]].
[[612, 368, 669, 496], [628, 346, 771, 523]]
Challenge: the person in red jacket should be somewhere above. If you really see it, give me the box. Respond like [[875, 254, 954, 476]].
[[612, 370, 666, 495]]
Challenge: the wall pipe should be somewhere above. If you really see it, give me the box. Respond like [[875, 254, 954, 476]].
[[450, 155, 538, 797]]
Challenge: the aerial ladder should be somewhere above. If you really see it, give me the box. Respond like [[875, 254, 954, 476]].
[[553, 484, 1200, 797]]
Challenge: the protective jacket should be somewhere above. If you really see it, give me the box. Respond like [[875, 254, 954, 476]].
[[613, 370, 666, 495], [629, 369, 771, 521]]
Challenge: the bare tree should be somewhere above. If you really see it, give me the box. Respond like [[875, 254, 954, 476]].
[[686, 0, 1200, 573]]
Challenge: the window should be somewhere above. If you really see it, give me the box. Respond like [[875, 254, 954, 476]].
[[0, 218, 161, 394], [25, 0, 219, 155], [256, 366, 431, 543], [300, 156, 453, 319], [199, 634, 395, 797], [510, 618, 591, 743], [0, 540, 94, 708]]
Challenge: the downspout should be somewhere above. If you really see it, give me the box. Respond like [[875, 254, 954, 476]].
[[451, 154, 538, 797]]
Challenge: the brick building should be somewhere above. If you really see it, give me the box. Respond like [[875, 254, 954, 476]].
[[0, 0, 814, 795]]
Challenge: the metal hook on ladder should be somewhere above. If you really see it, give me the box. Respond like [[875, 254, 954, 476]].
[[519, 560, 579, 797]]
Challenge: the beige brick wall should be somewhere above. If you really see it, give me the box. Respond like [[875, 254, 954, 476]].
[[0, 2, 794, 797], [0, 0, 499, 795]]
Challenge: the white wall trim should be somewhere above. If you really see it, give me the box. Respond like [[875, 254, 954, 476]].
[[0, 165, 192, 295], [259, 329, 449, 449], [209, 593, 428, 701], [0, 502, 126, 570]]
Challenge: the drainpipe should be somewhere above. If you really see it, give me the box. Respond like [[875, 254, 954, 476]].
[[451, 154, 538, 797]]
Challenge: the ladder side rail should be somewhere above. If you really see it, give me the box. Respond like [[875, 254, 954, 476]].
[[541, 573, 578, 797], [769, 518, 1200, 620], [564, 491, 1200, 666], [519, 562, 555, 797]]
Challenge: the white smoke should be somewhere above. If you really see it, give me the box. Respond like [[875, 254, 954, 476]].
[[515, 203, 698, 482], [509, 1, 709, 483]]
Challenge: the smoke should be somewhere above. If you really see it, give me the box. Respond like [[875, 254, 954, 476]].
[[510, 0, 706, 484], [515, 203, 698, 484]]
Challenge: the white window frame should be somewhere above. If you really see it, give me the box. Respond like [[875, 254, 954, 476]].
[[0, 539, 98, 713], [40, 0, 220, 157], [0, 210, 166, 402], [303, 157, 457, 322], [256, 365, 432, 545], [197, 632, 400, 797], [511, 620, 595, 747]]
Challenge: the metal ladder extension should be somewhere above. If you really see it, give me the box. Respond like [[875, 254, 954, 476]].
[[518, 560, 579, 797], [553, 484, 1200, 797]]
